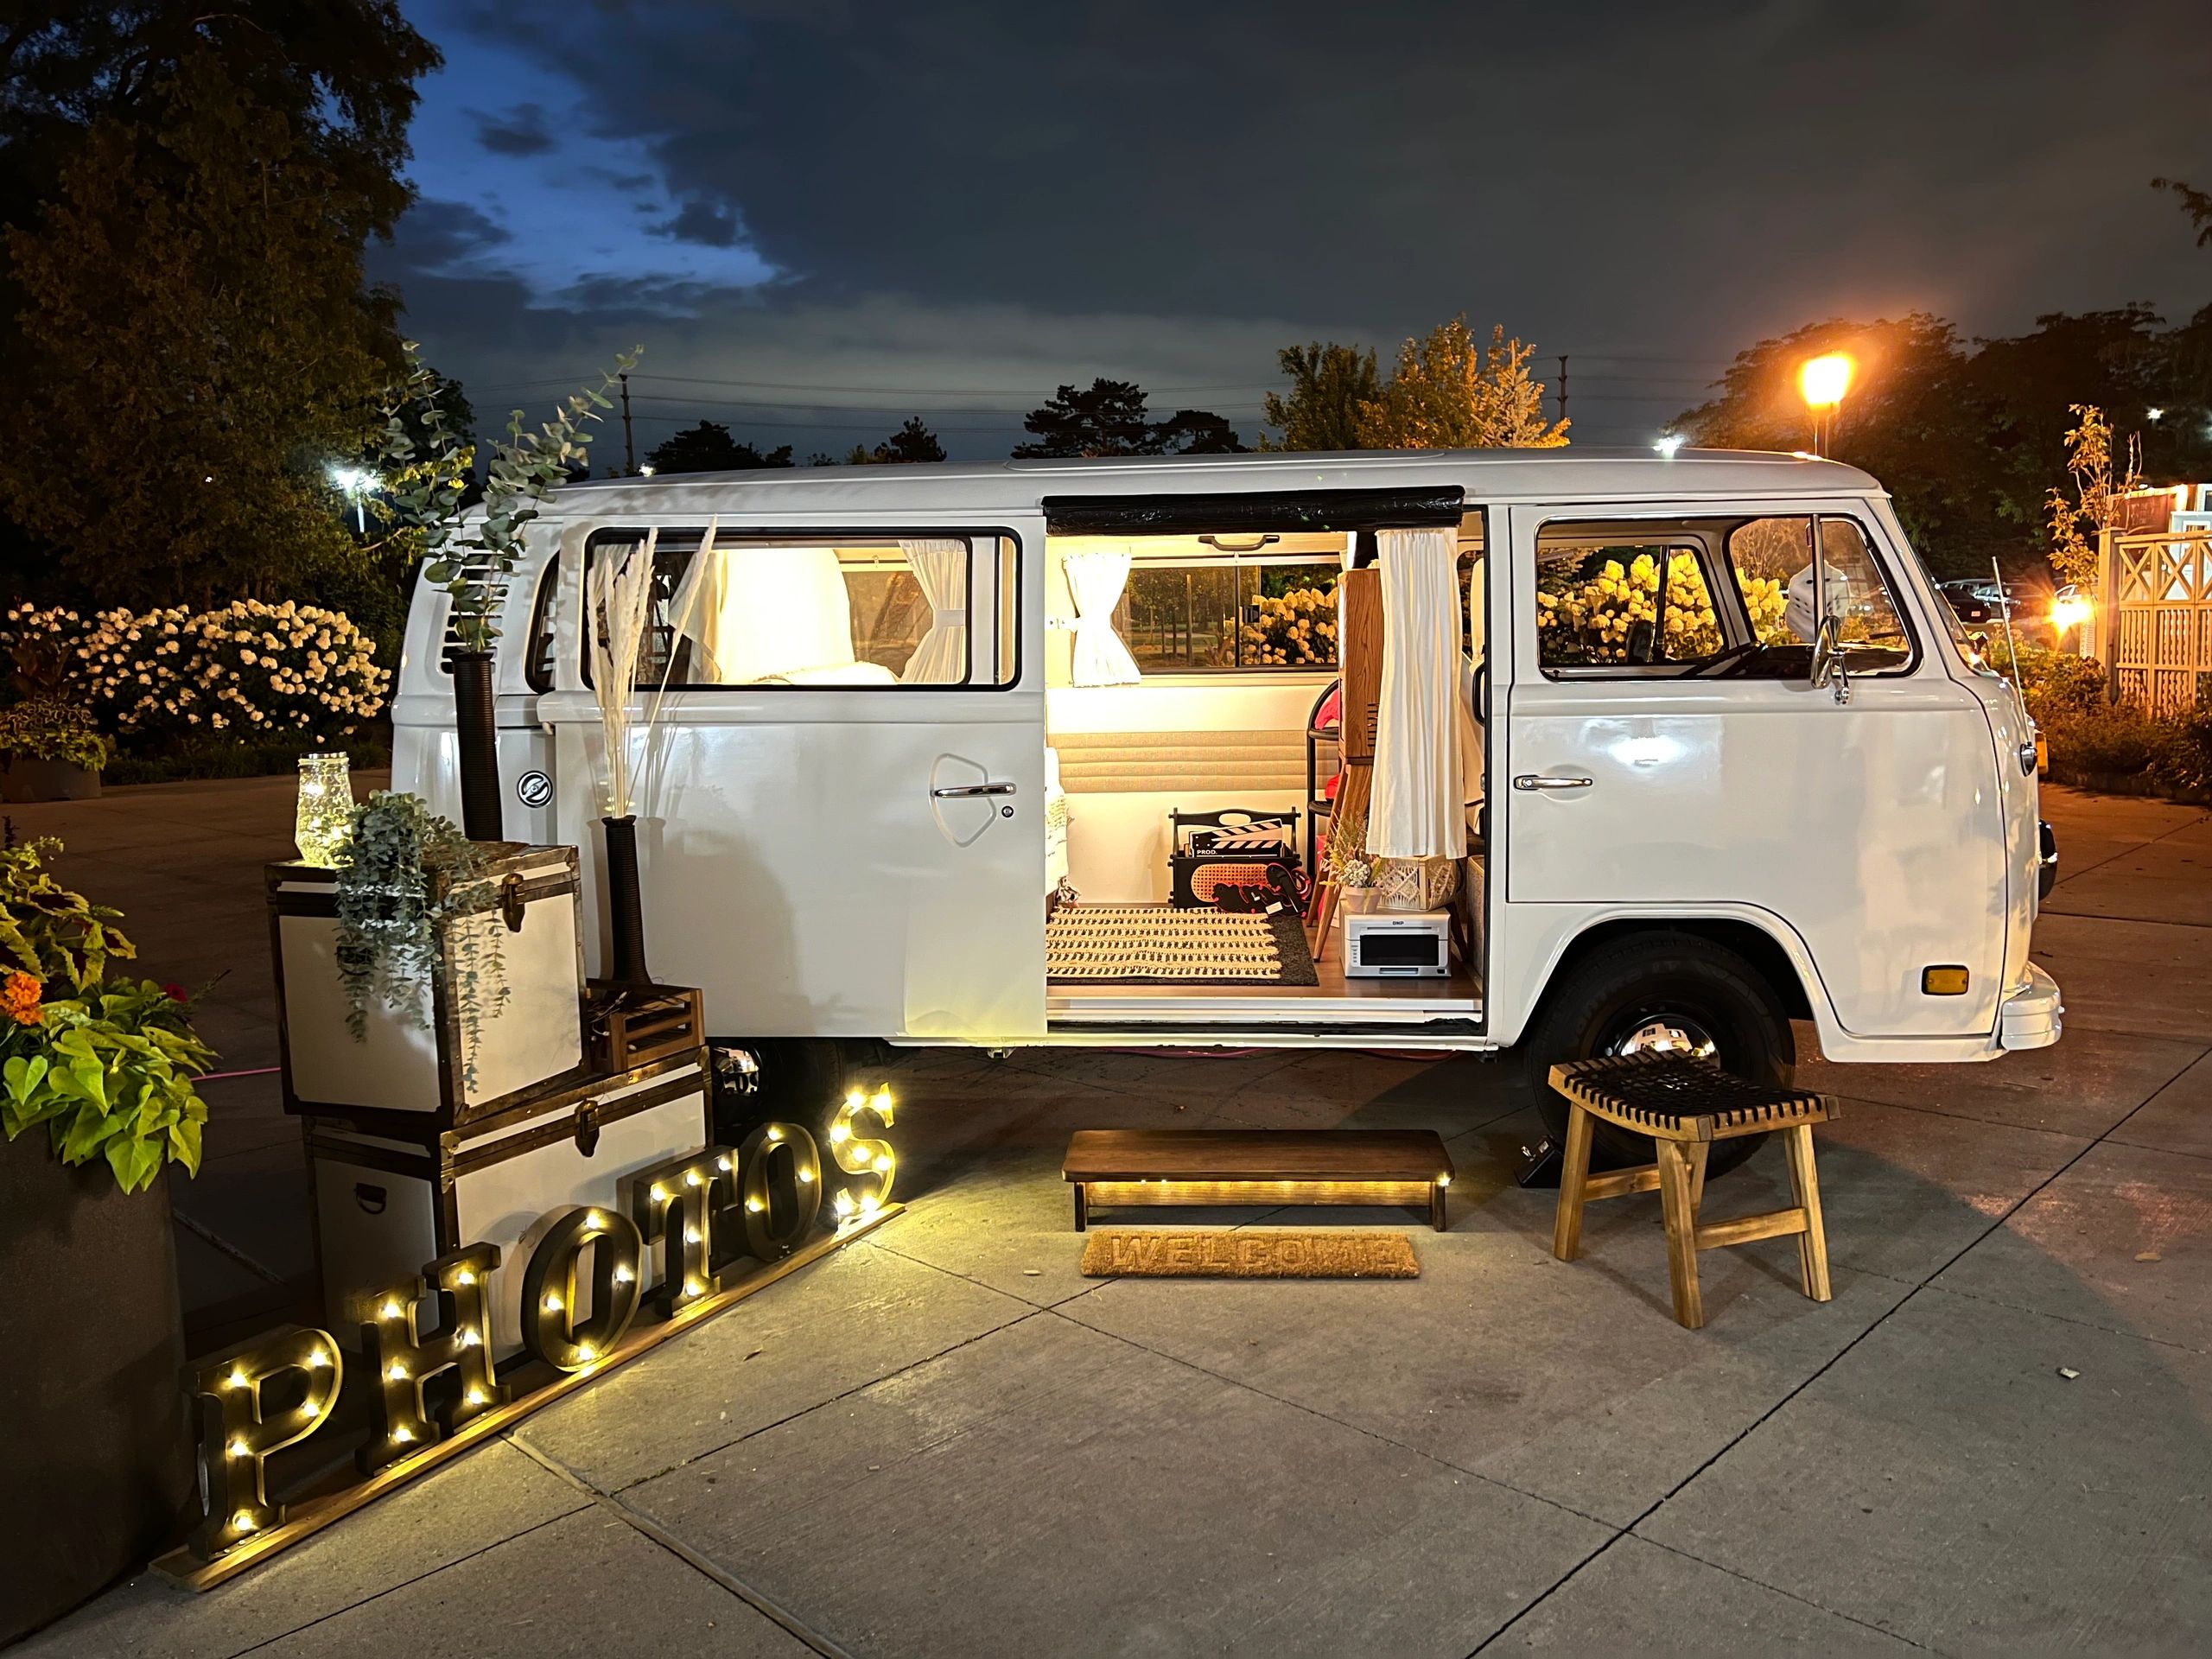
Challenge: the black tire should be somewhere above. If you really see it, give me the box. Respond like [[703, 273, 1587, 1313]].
[[709, 1037, 848, 1147], [1519, 931, 1796, 1177]]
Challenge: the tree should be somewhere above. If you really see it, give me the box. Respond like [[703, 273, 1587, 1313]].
[[2046, 405, 2140, 588], [0, 51, 400, 606], [1261, 342, 1379, 451], [2153, 176, 2212, 248], [1012, 378, 1242, 457], [644, 421, 794, 474], [1354, 321, 1568, 450], [846, 416, 946, 465], [1676, 308, 2209, 579], [1014, 379, 1156, 457], [1152, 409, 1246, 454], [0, 4, 437, 239]]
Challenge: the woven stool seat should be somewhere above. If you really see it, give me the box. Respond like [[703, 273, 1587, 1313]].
[[1550, 1053, 1832, 1141], [1548, 1053, 1837, 1330]]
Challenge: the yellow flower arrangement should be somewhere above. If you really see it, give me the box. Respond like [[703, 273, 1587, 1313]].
[[1536, 553, 1788, 664], [1219, 585, 1340, 668]]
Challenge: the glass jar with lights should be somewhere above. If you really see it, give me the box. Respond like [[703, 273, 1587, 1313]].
[[294, 752, 354, 867]]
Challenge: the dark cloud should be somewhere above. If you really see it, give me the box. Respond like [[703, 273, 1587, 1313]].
[[652, 198, 744, 247], [467, 101, 556, 156], [455, 0, 2212, 351], [377, 198, 511, 272], [397, 0, 2212, 448]]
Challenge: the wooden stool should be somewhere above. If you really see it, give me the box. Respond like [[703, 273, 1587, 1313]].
[[1547, 1054, 1836, 1329]]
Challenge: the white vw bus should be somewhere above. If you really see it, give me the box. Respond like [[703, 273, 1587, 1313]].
[[392, 448, 2062, 1159]]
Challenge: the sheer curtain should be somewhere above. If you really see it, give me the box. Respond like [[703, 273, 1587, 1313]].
[[1368, 526, 1466, 859], [1062, 547, 1141, 686], [670, 545, 857, 682], [899, 538, 969, 683]]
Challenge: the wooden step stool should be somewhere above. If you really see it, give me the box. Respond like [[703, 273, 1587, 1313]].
[[1063, 1129, 1455, 1232], [1547, 1054, 1836, 1329]]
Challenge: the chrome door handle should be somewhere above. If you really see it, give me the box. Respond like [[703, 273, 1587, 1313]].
[[1512, 774, 1594, 791], [931, 781, 1017, 798]]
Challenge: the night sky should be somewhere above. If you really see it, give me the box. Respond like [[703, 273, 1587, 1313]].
[[372, 1, 2212, 460]]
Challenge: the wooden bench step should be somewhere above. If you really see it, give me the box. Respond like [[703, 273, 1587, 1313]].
[[1063, 1130, 1455, 1233]]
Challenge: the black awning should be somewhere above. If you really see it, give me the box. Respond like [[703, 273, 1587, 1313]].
[[1042, 486, 1465, 537]]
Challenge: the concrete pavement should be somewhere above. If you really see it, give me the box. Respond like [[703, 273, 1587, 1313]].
[[8, 779, 2209, 1655]]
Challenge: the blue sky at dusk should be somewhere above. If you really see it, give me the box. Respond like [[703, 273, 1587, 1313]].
[[377, 1, 2212, 461]]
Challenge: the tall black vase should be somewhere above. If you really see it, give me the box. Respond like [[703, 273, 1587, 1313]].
[[449, 649, 504, 842], [601, 814, 651, 984]]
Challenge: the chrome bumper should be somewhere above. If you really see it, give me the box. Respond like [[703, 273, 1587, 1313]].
[[1999, 963, 2063, 1051]]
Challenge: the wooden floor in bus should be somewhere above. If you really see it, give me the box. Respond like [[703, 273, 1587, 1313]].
[[1046, 921, 1481, 1023]]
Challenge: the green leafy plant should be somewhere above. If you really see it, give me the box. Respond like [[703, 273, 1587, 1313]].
[[1981, 640, 2108, 722], [1, 835, 130, 991], [334, 791, 508, 1083], [1, 839, 209, 1193], [373, 340, 639, 652], [0, 696, 113, 771]]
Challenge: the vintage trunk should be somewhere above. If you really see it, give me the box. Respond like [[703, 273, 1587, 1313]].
[[267, 845, 587, 1127], [302, 1051, 712, 1362]]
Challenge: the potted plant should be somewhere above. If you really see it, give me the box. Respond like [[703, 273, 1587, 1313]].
[[371, 342, 638, 842], [0, 696, 115, 801], [0, 837, 210, 1643]]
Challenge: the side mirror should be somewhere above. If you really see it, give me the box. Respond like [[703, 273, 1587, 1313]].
[[1809, 614, 1852, 705]]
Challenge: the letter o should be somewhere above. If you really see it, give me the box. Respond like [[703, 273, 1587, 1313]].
[[520, 1205, 644, 1372]]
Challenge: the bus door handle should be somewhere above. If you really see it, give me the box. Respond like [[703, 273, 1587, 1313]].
[[1513, 774, 1594, 791], [932, 781, 1017, 799]]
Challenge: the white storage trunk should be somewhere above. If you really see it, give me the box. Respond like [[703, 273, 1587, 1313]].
[[304, 1052, 711, 1363], [269, 844, 588, 1126]]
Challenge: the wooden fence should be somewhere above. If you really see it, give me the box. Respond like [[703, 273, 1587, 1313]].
[[2100, 527, 2212, 714]]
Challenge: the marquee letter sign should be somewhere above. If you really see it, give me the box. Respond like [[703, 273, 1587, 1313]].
[[185, 1327, 344, 1558], [163, 1104, 902, 1590], [351, 1243, 508, 1473]]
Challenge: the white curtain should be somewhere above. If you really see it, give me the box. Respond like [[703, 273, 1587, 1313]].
[[670, 544, 858, 682], [900, 537, 969, 684], [1368, 526, 1466, 860], [1062, 548, 1141, 686], [1460, 557, 1485, 810]]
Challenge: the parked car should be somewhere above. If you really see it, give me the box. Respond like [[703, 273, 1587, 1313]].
[[394, 448, 2063, 1172], [1939, 579, 1995, 626]]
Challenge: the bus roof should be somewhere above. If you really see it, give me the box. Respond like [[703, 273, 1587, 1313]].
[[544, 447, 1882, 520]]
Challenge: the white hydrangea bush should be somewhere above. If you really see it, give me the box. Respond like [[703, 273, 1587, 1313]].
[[5, 600, 391, 741]]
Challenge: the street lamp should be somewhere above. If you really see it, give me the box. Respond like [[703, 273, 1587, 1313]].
[[639, 464, 656, 478], [1654, 433, 1685, 458], [328, 466, 369, 533], [1797, 353, 1854, 458]]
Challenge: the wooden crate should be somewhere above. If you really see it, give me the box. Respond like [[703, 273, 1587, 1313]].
[[586, 981, 706, 1072]]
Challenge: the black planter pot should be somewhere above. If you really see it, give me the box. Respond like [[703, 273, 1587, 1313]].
[[601, 814, 652, 984], [0, 1140, 193, 1644], [0, 757, 102, 803], [448, 648, 504, 842]]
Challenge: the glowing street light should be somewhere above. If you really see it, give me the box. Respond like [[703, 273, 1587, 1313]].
[[328, 466, 370, 532], [2146, 407, 2165, 423], [1797, 353, 1854, 457], [639, 463, 657, 478], [1654, 433, 1685, 459]]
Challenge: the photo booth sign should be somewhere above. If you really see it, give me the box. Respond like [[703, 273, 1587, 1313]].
[[158, 1090, 899, 1590]]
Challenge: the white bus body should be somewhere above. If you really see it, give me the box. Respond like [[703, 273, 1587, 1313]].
[[392, 448, 2061, 1105]]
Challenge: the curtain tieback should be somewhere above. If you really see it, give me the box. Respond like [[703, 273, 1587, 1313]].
[[931, 608, 967, 628]]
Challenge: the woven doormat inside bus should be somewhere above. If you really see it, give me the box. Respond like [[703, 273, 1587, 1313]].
[[1080, 1230, 1418, 1278], [1046, 903, 1319, 986]]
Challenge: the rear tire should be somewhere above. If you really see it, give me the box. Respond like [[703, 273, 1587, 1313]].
[[1520, 931, 1796, 1177]]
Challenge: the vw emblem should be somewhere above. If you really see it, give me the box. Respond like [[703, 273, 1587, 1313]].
[[515, 769, 553, 809]]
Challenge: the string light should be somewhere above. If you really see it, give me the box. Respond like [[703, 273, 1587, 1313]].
[[649, 1185, 668, 1204], [379, 1300, 403, 1321], [467, 1388, 486, 1407], [576, 1344, 597, 1363], [453, 1269, 474, 1287], [224, 1370, 248, 1391], [684, 1170, 702, 1187], [585, 1211, 604, 1230], [392, 1426, 413, 1444], [715, 1154, 733, 1173], [613, 1265, 634, 1284], [387, 1363, 409, 1382], [304, 1348, 330, 1369], [543, 1292, 563, 1313], [226, 1439, 248, 1459]]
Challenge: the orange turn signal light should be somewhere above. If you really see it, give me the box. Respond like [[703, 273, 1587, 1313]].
[[1922, 966, 1970, 996]]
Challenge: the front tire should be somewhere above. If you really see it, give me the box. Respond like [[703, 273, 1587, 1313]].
[[1519, 931, 1796, 1177]]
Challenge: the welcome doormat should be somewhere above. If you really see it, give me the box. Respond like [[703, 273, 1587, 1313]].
[[1046, 904, 1319, 986], [1079, 1230, 1418, 1279]]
